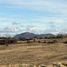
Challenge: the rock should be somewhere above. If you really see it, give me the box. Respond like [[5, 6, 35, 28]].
[[39, 64, 46, 67], [62, 63, 67, 67], [53, 62, 66, 67]]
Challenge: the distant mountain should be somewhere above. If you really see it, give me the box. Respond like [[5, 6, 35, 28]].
[[15, 32, 35, 39], [35, 33, 55, 38], [15, 32, 55, 39]]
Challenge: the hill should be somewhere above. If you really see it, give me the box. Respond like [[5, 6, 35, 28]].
[[15, 32, 55, 39], [15, 32, 35, 39]]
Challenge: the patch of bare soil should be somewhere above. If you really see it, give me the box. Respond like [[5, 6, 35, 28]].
[[0, 43, 67, 66]]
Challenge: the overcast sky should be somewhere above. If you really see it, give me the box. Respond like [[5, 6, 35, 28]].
[[0, 0, 67, 35]]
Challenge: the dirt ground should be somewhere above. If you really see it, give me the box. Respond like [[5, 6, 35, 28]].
[[0, 43, 67, 66]]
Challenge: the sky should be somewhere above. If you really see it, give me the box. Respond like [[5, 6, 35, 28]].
[[0, 0, 67, 36]]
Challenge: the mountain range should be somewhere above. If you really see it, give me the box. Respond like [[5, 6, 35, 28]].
[[15, 32, 55, 39]]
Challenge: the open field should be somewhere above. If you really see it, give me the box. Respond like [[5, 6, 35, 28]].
[[0, 43, 67, 66]]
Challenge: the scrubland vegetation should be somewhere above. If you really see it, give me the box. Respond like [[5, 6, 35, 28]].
[[0, 34, 67, 67]]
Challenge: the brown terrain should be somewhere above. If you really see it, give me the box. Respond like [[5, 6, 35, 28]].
[[0, 39, 67, 67]]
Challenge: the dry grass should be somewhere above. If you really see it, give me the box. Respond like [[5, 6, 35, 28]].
[[0, 43, 67, 66]]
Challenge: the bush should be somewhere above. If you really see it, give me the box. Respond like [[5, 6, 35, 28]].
[[47, 40, 57, 44], [38, 41, 41, 43], [43, 40, 46, 43], [63, 41, 67, 44]]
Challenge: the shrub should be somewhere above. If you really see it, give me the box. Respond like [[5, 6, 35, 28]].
[[63, 41, 67, 44], [38, 41, 41, 43]]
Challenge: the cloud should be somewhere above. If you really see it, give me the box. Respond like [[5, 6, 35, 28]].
[[0, 0, 67, 19], [0, 0, 67, 13], [0, 0, 67, 17], [0, 0, 67, 34]]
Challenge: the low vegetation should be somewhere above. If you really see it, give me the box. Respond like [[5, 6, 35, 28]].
[[0, 34, 66, 66]]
